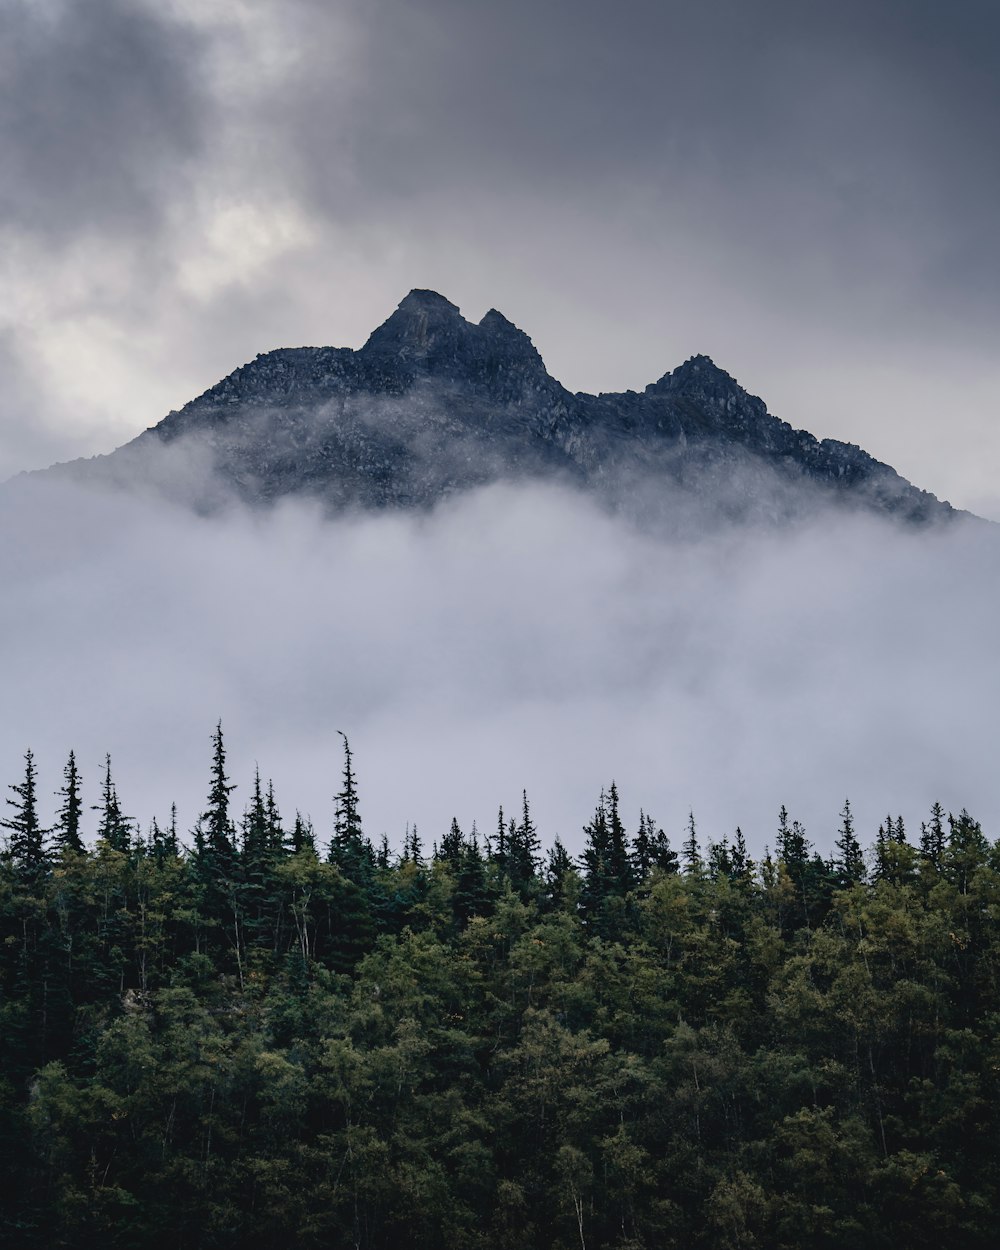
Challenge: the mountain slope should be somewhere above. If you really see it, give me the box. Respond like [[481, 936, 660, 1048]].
[[43, 289, 958, 526]]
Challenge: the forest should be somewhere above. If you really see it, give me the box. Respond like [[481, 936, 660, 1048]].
[[1, 726, 998, 1249]]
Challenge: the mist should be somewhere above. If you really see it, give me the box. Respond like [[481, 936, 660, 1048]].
[[1, 466, 997, 861]]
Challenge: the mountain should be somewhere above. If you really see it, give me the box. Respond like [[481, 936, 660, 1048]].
[[41, 289, 958, 527]]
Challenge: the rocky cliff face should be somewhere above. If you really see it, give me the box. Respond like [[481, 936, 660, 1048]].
[[45, 289, 958, 526]]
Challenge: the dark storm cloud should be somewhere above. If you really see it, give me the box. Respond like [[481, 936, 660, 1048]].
[[4, 0, 997, 309], [0, 0, 211, 242], [327, 1, 999, 308]]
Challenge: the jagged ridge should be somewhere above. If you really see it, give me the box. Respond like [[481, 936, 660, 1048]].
[[45, 290, 958, 526]]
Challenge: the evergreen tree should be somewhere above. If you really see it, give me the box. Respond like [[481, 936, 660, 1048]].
[[873, 819, 890, 880], [775, 805, 809, 874], [579, 790, 610, 924], [834, 798, 866, 885], [492, 805, 508, 879], [650, 824, 680, 875], [93, 754, 132, 853], [455, 828, 491, 922], [945, 809, 989, 894], [508, 790, 541, 894], [682, 810, 702, 874], [2, 749, 49, 886], [333, 731, 362, 842], [150, 804, 180, 861], [164, 802, 180, 857], [776, 807, 816, 929], [730, 827, 753, 884], [605, 781, 635, 895], [241, 767, 273, 934], [633, 808, 679, 880], [440, 817, 463, 868], [201, 722, 236, 868], [330, 732, 371, 880], [544, 835, 575, 910], [190, 725, 241, 974], [291, 811, 316, 856], [242, 766, 269, 866], [53, 750, 84, 855], [265, 778, 285, 855], [707, 835, 733, 881], [405, 823, 424, 866], [632, 809, 654, 882], [920, 801, 947, 869]]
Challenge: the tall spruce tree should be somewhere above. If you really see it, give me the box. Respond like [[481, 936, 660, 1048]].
[[507, 790, 541, 894], [730, 827, 753, 884], [920, 801, 947, 869], [632, 809, 654, 882], [491, 806, 508, 879], [291, 811, 317, 856], [242, 767, 269, 866], [53, 750, 84, 855], [605, 781, 635, 895], [776, 806, 816, 929], [265, 779, 285, 854], [2, 749, 49, 886], [682, 811, 702, 874], [201, 722, 237, 869], [834, 798, 866, 886], [440, 817, 463, 868], [330, 732, 371, 880], [580, 790, 611, 924], [707, 835, 733, 881], [544, 836, 575, 911], [455, 827, 491, 922], [93, 754, 132, 853], [150, 804, 180, 861]]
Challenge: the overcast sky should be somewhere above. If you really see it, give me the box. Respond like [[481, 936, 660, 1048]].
[[1, 0, 998, 512], [2, 1, 1000, 859]]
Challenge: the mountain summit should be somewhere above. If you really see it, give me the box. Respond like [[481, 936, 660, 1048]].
[[44, 291, 957, 527]]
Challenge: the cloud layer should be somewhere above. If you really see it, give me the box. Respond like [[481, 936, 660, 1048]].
[[2, 471, 997, 860]]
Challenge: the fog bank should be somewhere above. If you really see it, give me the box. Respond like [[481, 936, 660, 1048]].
[[1, 473, 996, 859]]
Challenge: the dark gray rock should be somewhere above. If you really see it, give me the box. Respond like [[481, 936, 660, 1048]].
[[36, 289, 961, 527]]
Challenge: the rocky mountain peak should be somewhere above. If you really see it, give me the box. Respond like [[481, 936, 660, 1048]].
[[647, 354, 738, 395], [360, 288, 469, 360], [34, 290, 962, 528], [357, 290, 554, 404]]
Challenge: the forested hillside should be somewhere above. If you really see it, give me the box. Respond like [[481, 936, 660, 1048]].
[[2, 729, 998, 1248]]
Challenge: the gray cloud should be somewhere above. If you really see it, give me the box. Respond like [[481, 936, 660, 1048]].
[[1, 0, 997, 509], [0, 0, 211, 244]]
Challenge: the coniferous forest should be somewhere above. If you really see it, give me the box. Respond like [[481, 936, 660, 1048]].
[[2, 727, 999, 1249]]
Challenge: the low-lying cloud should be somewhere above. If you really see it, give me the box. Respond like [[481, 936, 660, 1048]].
[[1, 470, 997, 862]]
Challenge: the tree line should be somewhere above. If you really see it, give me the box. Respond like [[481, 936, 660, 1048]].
[[1, 725, 998, 1248]]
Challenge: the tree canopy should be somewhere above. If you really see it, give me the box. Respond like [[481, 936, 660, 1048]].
[[1, 726, 999, 1248]]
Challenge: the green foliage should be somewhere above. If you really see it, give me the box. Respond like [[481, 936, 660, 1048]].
[[1, 739, 999, 1247]]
